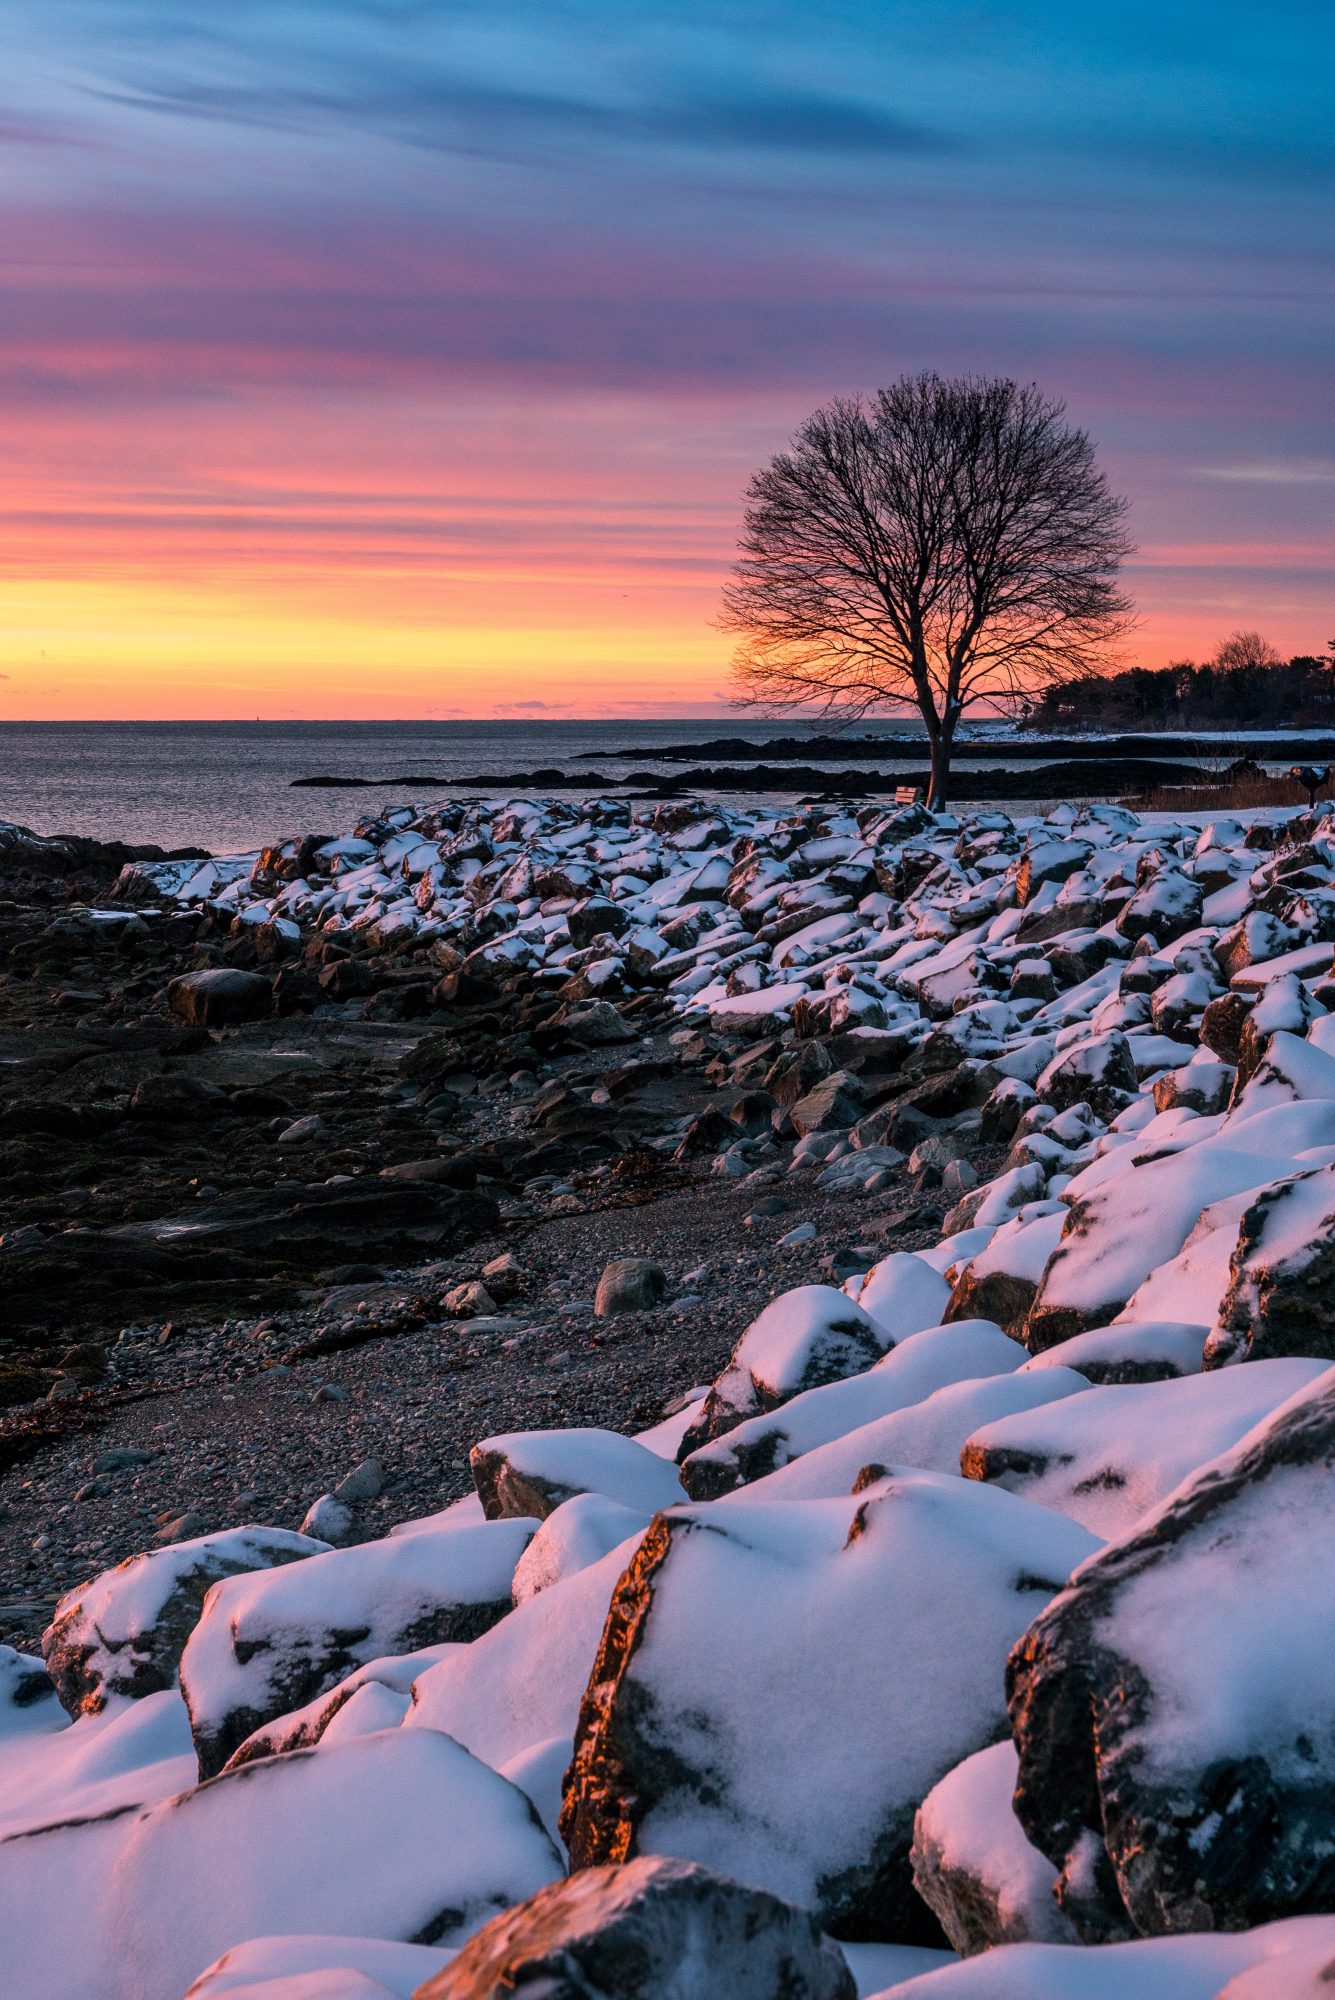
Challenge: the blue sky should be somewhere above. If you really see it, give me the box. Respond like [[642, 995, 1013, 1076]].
[[1, 0, 1332, 713]]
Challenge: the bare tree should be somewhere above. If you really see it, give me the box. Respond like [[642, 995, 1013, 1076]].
[[721, 373, 1135, 806], [1211, 629, 1283, 673]]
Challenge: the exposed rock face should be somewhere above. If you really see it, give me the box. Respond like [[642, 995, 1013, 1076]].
[[560, 1475, 1097, 1942], [789, 1069, 865, 1136], [1007, 1367, 1335, 1940], [1210, 1163, 1335, 1365], [41, 1526, 324, 1716], [166, 967, 272, 1026], [414, 1856, 857, 2000]]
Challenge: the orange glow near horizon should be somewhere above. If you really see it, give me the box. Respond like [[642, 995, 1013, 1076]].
[[0, 384, 1329, 722]]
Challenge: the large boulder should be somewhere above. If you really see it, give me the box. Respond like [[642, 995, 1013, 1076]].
[[415, 1856, 856, 2000], [42, 1526, 325, 1717], [679, 1319, 1024, 1500], [593, 1258, 667, 1316], [470, 1427, 684, 1522], [166, 967, 272, 1027], [0, 1729, 561, 2000], [1115, 869, 1203, 945], [1008, 1366, 1335, 1939], [963, 1357, 1327, 1539], [676, 1285, 890, 1458], [1033, 1032, 1138, 1120], [560, 1474, 1097, 1941], [1023, 1146, 1282, 1352], [1210, 1162, 1335, 1366], [180, 1517, 535, 1777], [789, 1070, 866, 1137]]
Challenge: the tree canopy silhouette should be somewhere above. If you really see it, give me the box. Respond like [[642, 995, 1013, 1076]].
[[722, 373, 1134, 805]]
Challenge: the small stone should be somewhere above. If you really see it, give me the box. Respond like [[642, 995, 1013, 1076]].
[[779, 1221, 818, 1246], [312, 1383, 350, 1405], [332, 1457, 384, 1504], [154, 1510, 208, 1545], [91, 1448, 156, 1474], [942, 1158, 979, 1198], [300, 1493, 355, 1543], [443, 1280, 499, 1318], [594, 1258, 668, 1317], [276, 1115, 328, 1146]]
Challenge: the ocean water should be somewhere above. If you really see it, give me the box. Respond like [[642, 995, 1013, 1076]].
[[0, 717, 1291, 856], [0, 717, 945, 854]]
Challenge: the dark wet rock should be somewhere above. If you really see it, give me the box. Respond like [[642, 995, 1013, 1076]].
[[166, 967, 272, 1027], [416, 1857, 857, 2000]]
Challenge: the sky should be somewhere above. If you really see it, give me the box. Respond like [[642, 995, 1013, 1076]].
[[0, 0, 1332, 719]]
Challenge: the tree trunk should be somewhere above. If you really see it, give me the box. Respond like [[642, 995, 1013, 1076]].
[[927, 725, 954, 809]]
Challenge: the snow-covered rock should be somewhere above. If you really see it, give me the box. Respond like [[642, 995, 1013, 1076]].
[[180, 1516, 535, 1776], [678, 1320, 1024, 1500], [910, 1741, 1077, 1953], [562, 1474, 1097, 1941], [0, 1729, 561, 2000], [42, 1526, 325, 1717], [677, 1285, 892, 1457], [963, 1357, 1328, 1536], [1008, 1365, 1335, 1938], [470, 1427, 684, 1520]]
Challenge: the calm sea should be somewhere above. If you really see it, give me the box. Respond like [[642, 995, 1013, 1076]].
[[0, 718, 943, 855]]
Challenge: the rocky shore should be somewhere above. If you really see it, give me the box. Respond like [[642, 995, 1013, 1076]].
[[3, 791, 1335, 1999]]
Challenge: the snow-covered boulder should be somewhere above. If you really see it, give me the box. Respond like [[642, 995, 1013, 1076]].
[[1023, 1146, 1284, 1352], [963, 1357, 1327, 1537], [945, 1210, 1067, 1336], [416, 1856, 856, 2000], [180, 1517, 535, 1777], [222, 1643, 459, 1769], [404, 1534, 644, 1771], [561, 1474, 1097, 1941], [719, 1366, 1088, 1506], [470, 1427, 684, 1521], [1008, 1366, 1335, 1939], [848, 1252, 953, 1341], [678, 1320, 1024, 1500], [1018, 1318, 1206, 1385], [510, 1493, 654, 1604], [910, 1741, 1076, 1954], [1210, 1162, 1335, 1365], [42, 1526, 326, 1717], [0, 1729, 561, 2000], [677, 1285, 891, 1457], [1033, 1031, 1138, 1120]]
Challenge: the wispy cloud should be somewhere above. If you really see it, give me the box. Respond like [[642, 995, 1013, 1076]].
[[1198, 460, 1335, 486]]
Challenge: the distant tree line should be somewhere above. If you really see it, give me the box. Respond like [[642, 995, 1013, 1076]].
[[1026, 630, 1335, 732]]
